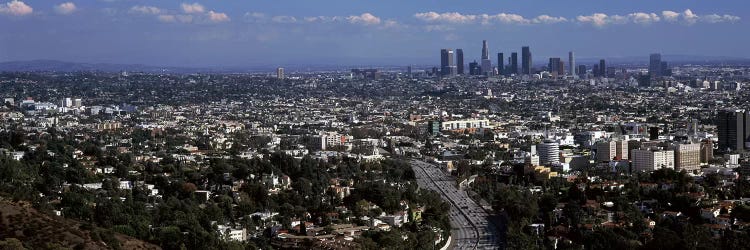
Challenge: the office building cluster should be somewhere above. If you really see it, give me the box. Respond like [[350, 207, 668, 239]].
[[436, 41, 681, 85]]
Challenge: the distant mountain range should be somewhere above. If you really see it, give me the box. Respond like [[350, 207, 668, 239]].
[[1, 56, 749, 73]]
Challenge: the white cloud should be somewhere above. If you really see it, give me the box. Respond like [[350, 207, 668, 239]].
[[662, 10, 680, 22], [577, 9, 740, 27], [702, 14, 740, 23], [414, 12, 566, 25], [181, 2, 204, 14], [578, 12, 666, 26], [576, 13, 609, 27], [271, 15, 296, 23], [0, 0, 33, 16], [207, 10, 229, 23], [303, 16, 343, 23], [244, 12, 275, 23], [347, 13, 381, 25], [414, 12, 477, 23], [485, 13, 529, 24], [54, 2, 76, 15], [682, 9, 699, 24], [130, 5, 161, 15], [660, 9, 739, 25], [532, 15, 567, 24], [629, 12, 660, 24]]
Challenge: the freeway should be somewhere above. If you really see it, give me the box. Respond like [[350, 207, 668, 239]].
[[410, 159, 503, 250]]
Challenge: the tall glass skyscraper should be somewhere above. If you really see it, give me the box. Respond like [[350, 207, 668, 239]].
[[456, 49, 464, 75], [717, 109, 750, 152], [649, 53, 662, 78], [481, 40, 491, 75], [568, 51, 575, 76], [521, 46, 532, 75], [497, 53, 504, 75], [440, 49, 456, 76]]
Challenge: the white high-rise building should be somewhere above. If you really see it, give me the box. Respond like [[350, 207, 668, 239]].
[[568, 51, 575, 76], [537, 141, 560, 165], [632, 148, 674, 172], [60, 97, 73, 108]]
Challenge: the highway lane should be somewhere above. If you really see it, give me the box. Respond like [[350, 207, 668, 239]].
[[410, 159, 502, 250]]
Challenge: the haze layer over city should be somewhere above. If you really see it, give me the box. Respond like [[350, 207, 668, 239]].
[[2, 1, 750, 250]]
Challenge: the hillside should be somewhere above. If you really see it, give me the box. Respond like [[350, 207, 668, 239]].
[[0, 199, 160, 250]]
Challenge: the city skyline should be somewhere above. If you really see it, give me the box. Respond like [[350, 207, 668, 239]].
[[1, 0, 748, 67]]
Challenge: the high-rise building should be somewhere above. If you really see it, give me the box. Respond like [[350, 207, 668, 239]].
[[596, 141, 617, 163], [616, 140, 629, 160], [481, 40, 491, 75], [440, 49, 456, 76], [700, 140, 714, 163], [558, 60, 565, 76], [469, 61, 481, 75], [674, 143, 701, 172], [649, 53, 662, 78], [427, 121, 441, 136], [596, 140, 628, 162], [607, 67, 616, 78], [456, 49, 465, 75], [62, 97, 72, 108], [568, 51, 575, 75], [660, 61, 671, 76], [481, 40, 489, 60], [548, 58, 562, 77], [591, 64, 599, 77], [649, 127, 660, 140], [510, 53, 519, 74], [716, 109, 750, 152], [537, 141, 560, 165], [497, 53, 504, 75], [599, 59, 606, 77], [632, 148, 675, 172], [578, 65, 586, 78], [521, 46, 532, 75], [276, 67, 284, 79]]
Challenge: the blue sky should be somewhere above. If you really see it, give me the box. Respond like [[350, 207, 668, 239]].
[[0, 0, 747, 67]]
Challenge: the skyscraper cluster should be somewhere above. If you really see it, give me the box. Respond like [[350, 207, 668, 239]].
[[435, 40, 673, 81], [439, 40, 531, 77]]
